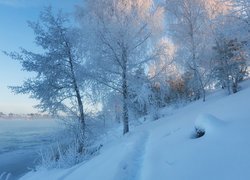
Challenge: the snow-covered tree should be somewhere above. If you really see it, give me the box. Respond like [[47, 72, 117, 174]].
[[206, 0, 250, 93], [77, 0, 164, 134], [128, 67, 152, 118], [147, 38, 186, 103], [165, 0, 222, 101], [228, 0, 250, 58], [212, 37, 248, 93], [6, 7, 87, 131]]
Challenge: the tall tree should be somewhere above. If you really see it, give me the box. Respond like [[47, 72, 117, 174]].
[[231, 0, 250, 51], [77, 0, 164, 134], [212, 37, 248, 94], [6, 7, 86, 131], [165, 0, 215, 101]]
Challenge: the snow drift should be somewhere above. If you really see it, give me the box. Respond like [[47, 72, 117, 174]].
[[20, 80, 250, 180], [193, 113, 226, 138]]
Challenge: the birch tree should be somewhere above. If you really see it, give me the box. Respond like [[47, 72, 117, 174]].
[[165, 0, 214, 101], [77, 0, 164, 134]]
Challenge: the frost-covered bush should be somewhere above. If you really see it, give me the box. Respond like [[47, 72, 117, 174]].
[[38, 117, 103, 169]]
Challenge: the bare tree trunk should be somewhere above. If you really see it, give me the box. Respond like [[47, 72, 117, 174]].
[[232, 78, 238, 93], [65, 43, 86, 153], [66, 42, 85, 131], [75, 87, 85, 130], [224, 59, 232, 95], [122, 49, 129, 134], [196, 71, 206, 102], [191, 31, 206, 102], [226, 79, 231, 95]]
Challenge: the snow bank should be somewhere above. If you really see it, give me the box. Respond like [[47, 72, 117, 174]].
[[19, 80, 250, 180], [194, 113, 226, 135]]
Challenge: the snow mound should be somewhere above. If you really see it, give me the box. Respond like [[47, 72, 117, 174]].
[[193, 113, 225, 137]]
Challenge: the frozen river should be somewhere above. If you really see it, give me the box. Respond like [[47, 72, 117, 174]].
[[0, 118, 58, 180]]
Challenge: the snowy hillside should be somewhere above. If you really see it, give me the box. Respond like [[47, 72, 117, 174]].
[[20, 80, 250, 180]]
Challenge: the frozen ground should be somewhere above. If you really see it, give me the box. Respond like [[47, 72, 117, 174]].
[[14, 80, 250, 180], [0, 119, 58, 180]]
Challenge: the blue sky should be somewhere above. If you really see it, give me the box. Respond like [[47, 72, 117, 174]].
[[0, 0, 81, 114]]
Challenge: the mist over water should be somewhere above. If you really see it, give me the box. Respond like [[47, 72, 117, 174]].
[[0, 118, 59, 179]]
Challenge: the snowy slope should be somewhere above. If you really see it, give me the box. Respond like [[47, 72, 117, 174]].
[[20, 81, 250, 180]]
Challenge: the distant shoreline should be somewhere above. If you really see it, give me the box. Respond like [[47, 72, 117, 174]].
[[0, 113, 51, 120]]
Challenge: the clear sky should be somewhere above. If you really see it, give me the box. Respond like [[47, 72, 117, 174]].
[[0, 0, 81, 114]]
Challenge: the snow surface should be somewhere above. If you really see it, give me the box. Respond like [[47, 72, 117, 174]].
[[20, 80, 250, 180]]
